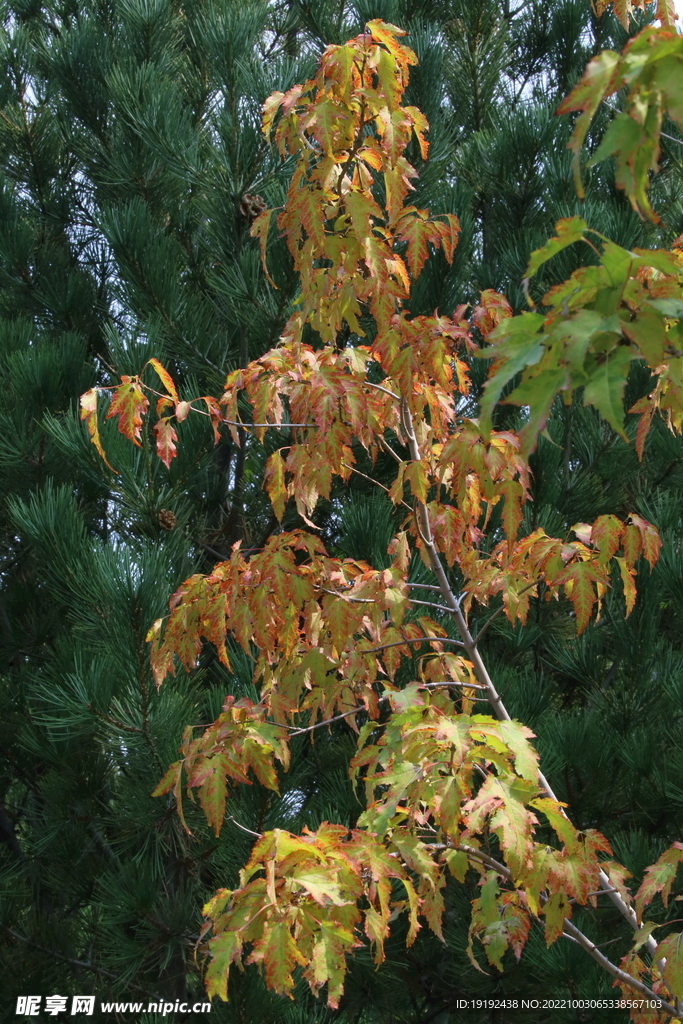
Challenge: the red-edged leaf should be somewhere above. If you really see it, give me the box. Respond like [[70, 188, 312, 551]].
[[554, 560, 604, 634], [498, 479, 524, 543], [196, 756, 229, 837], [154, 417, 178, 469], [247, 919, 309, 997], [616, 557, 637, 616], [106, 377, 149, 444], [622, 523, 643, 568], [635, 842, 683, 921], [629, 514, 662, 569], [151, 760, 182, 798], [590, 514, 624, 564]]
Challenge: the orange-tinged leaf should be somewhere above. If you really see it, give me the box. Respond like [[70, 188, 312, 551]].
[[367, 19, 416, 66], [629, 514, 662, 569], [498, 479, 524, 543], [590, 514, 623, 564], [247, 919, 308, 998], [147, 357, 179, 403], [197, 757, 229, 837], [154, 417, 178, 469], [404, 460, 429, 503], [306, 918, 356, 1008], [151, 760, 182, 798], [106, 377, 149, 445], [264, 450, 287, 521], [616, 556, 637, 616], [80, 388, 116, 471], [250, 208, 277, 287], [395, 210, 432, 278], [555, 560, 603, 634], [622, 523, 643, 568]]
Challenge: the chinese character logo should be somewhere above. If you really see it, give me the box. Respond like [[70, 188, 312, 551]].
[[45, 996, 68, 1016], [71, 996, 95, 1015], [15, 996, 41, 1016]]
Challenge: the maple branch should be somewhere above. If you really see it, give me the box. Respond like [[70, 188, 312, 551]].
[[222, 420, 317, 429], [422, 680, 488, 690], [408, 597, 456, 615], [360, 636, 465, 653], [287, 705, 365, 735], [227, 815, 263, 839], [473, 582, 538, 644], [396, 395, 660, 960], [407, 584, 444, 592], [341, 463, 413, 511], [378, 435, 404, 463], [561, 919, 682, 1019], [320, 587, 375, 604], [430, 849, 681, 1018], [367, 382, 401, 402], [289, 679, 490, 738]]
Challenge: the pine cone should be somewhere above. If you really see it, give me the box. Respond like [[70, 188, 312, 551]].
[[239, 193, 267, 224], [158, 509, 177, 530]]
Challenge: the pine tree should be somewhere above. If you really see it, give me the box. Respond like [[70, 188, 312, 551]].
[[1, 2, 682, 1024]]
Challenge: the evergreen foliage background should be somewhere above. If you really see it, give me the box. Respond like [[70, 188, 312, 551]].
[[0, 1, 681, 1021]]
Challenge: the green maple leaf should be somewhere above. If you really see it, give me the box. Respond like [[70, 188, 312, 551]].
[[530, 797, 579, 852], [496, 720, 539, 783], [290, 868, 348, 907], [476, 313, 546, 436], [524, 216, 589, 279], [543, 891, 571, 946], [583, 346, 635, 439], [659, 931, 683, 1000], [205, 930, 243, 1001]]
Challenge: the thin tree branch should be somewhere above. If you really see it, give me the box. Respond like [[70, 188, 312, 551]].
[[421, 847, 680, 1017], [341, 463, 413, 511], [364, 381, 401, 401], [378, 435, 403, 463], [360, 636, 465, 653], [396, 394, 662, 962], [409, 597, 456, 615], [473, 582, 537, 644], [227, 816, 263, 839], [287, 705, 366, 736]]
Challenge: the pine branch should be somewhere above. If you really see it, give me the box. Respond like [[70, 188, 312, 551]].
[[2, 927, 160, 1001]]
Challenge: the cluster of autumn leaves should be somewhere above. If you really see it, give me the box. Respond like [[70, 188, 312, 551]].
[[80, 8, 683, 1019]]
